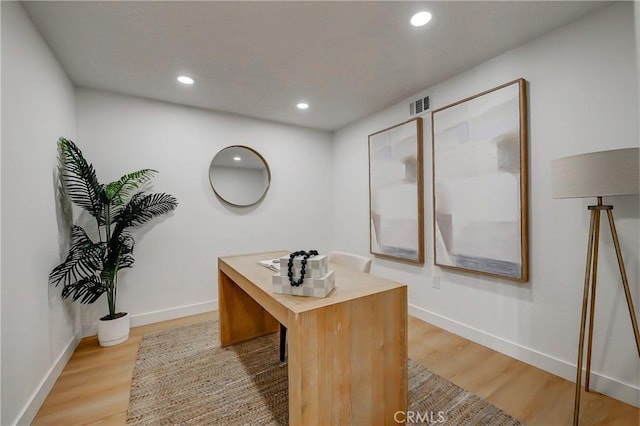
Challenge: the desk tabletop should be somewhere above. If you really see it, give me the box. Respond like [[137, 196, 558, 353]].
[[218, 250, 406, 314]]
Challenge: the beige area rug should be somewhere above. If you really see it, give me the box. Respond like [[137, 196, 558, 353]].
[[127, 321, 523, 425]]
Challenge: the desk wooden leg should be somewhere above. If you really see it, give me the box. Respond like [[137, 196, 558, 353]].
[[287, 287, 407, 426], [218, 270, 280, 347]]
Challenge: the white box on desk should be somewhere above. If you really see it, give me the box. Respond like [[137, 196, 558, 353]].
[[272, 270, 335, 297], [279, 254, 328, 279]]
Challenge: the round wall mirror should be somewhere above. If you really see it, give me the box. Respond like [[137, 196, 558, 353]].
[[208, 146, 271, 207]]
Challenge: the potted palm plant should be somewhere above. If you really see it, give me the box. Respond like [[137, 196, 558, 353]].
[[49, 138, 178, 346]]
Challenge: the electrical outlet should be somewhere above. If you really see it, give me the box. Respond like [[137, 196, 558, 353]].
[[432, 276, 440, 289]]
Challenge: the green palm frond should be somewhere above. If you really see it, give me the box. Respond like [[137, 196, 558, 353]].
[[57, 138, 105, 223], [61, 276, 105, 304], [102, 231, 135, 282], [118, 253, 135, 269], [100, 266, 116, 285], [51, 138, 178, 317], [49, 225, 105, 287], [105, 169, 158, 206], [115, 192, 178, 228]]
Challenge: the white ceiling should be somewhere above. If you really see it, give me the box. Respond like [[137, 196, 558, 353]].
[[23, 1, 607, 131]]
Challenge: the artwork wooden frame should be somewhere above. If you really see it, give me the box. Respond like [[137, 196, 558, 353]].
[[431, 79, 528, 282], [369, 117, 424, 264]]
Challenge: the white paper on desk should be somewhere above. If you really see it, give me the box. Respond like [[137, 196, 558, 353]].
[[258, 259, 280, 273]]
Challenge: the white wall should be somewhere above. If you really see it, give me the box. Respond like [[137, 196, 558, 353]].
[[2, 2, 638, 422], [332, 2, 639, 406], [1, 2, 79, 424], [75, 89, 333, 333]]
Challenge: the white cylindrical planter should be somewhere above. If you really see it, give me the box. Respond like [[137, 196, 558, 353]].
[[98, 312, 130, 347]]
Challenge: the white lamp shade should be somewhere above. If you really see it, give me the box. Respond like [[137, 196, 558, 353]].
[[552, 148, 639, 199]]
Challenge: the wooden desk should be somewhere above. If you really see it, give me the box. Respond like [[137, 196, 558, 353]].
[[218, 251, 408, 425]]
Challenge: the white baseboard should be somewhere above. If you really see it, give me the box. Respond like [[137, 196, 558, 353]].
[[129, 299, 218, 327], [17, 300, 218, 425], [408, 304, 640, 407], [83, 300, 218, 337], [15, 333, 80, 425]]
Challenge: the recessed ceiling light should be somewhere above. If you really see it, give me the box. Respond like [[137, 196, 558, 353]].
[[410, 11, 432, 27], [177, 75, 194, 85], [233, 156, 241, 161], [297, 102, 309, 110]]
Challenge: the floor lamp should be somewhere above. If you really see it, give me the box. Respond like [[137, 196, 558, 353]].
[[552, 147, 640, 425]]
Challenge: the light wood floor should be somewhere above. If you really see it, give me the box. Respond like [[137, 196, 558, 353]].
[[34, 312, 638, 425]]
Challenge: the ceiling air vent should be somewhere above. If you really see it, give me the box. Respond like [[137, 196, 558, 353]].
[[409, 96, 430, 116]]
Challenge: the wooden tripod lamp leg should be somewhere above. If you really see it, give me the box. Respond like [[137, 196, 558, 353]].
[[606, 209, 640, 357], [574, 208, 598, 426], [574, 204, 640, 426], [584, 207, 601, 391]]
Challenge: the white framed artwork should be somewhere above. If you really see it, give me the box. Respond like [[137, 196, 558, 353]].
[[431, 79, 529, 282], [369, 118, 424, 264]]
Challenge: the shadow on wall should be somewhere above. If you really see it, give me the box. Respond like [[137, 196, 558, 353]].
[[51, 166, 81, 337]]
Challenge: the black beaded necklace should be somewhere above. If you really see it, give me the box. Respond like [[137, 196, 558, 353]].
[[287, 250, 319, 286]]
